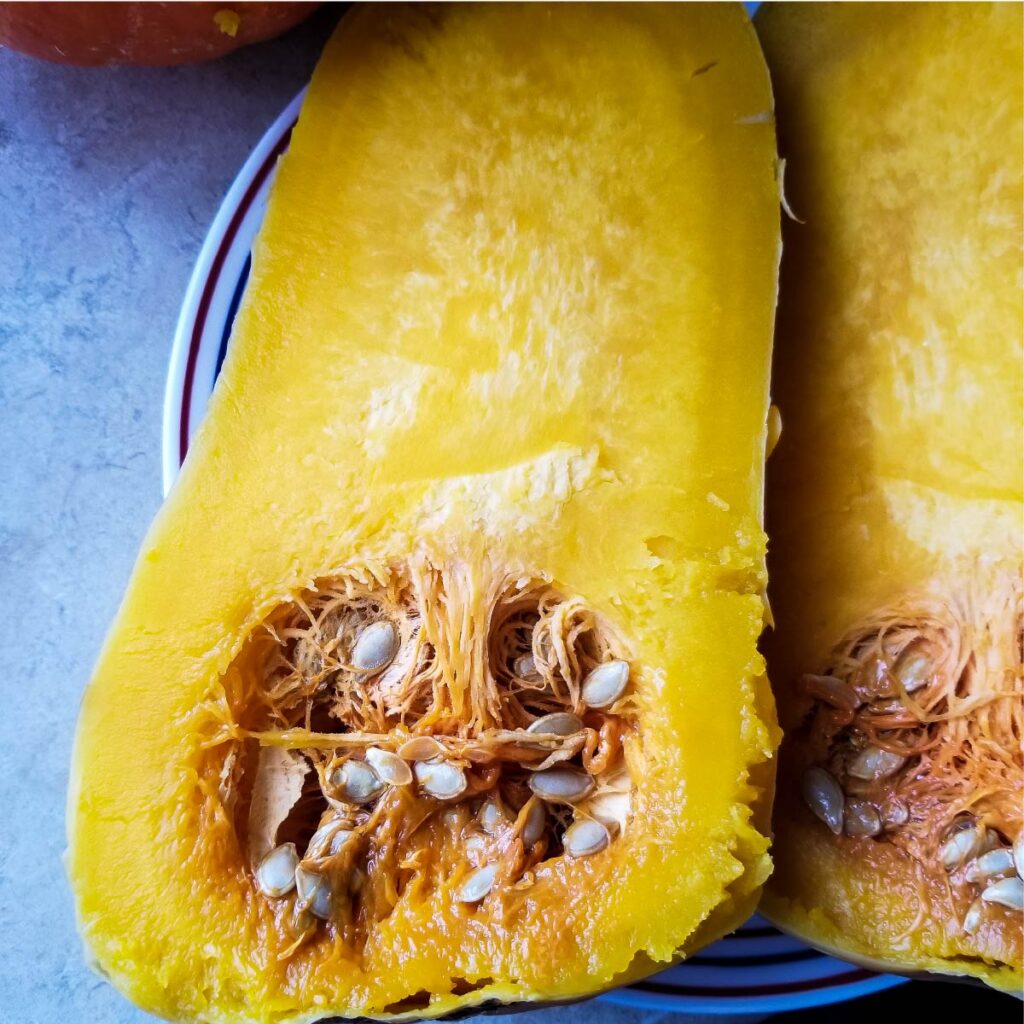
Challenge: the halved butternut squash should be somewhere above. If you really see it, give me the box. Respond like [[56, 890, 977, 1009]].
[[758, 1, 1023, 993], [69, 4, 781, 1020]]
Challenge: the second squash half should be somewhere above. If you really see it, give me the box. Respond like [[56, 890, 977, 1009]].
[[759, 2, 1023, 992]]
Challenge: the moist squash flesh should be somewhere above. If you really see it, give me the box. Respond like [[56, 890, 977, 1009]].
[[757, 3, 1023, 992], [68, 4, 781, 1021]]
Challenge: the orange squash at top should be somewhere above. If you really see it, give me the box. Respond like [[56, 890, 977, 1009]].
[[0, 2, 318, 66], [758, 2, 1023, 992], [68, 5, 781, 1021]]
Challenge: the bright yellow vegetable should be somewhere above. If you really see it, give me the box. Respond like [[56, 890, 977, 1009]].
[[758, 1, 1023, 992], [69, 4, 780, 1020]]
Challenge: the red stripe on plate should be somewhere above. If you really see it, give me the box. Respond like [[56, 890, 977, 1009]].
[[179, 123, 296, 465]]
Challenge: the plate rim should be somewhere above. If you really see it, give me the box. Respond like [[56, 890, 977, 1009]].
[[163, 88, 307, 497]]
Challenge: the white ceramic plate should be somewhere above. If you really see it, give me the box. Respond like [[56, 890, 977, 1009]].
[[164, 87, 907, 1016]]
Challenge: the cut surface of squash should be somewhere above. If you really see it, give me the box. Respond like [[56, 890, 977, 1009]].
[[758, 2, 1023, 993], [68, 4, 780, 1020]]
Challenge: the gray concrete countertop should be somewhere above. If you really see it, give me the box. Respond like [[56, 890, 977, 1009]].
[[0, 10, 708, 1024]]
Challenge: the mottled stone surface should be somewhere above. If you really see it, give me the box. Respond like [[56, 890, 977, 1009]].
[[0, 12, 746, 1024]]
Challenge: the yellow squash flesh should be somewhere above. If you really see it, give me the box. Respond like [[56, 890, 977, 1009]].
[[758, 2, 1023, 992], [68, 4, 781, 1021]]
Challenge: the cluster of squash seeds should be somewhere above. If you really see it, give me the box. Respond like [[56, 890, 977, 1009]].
[[802, 757, 1024, 935], [239, 572, 638, 943], [939, 819, 1024, 933], [801, 759, 911, 840]]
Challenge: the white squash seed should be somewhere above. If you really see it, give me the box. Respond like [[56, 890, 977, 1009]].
[[520, 799, 546, 847], [529, 767, 594, 804], [962, 898, 985, 935], [844, 800, 882, 838], [526, 712, 584, 736], [981, 876, 1024, 910], [479, 798, 510, 836], [295, 865, 333, 920], [463, 834, 488, 860], [846, 746, 906, 782], [801, 767, 844, 835], [563, 819, 609, 858], [415, 760, 467, 800], [255, 843, 299, 897], [514, 653, 538, 679], [365, 747, 413, 786], [966, 847, 1015, 883], [306, 820, 353, 861], [581, 660, 629, 709], [351, 620, 399, 672], [330, 760, 385, 803], [939, 823, 986, 870], [894, 649, 931, 693], [398, 736, 444, 761], [457, 864, 497, 903]]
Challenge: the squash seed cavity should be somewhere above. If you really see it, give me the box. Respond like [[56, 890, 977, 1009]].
[[210, 564, 639, 950], [795, 584, 1023, 943]]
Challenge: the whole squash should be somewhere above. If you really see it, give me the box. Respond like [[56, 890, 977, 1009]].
[[68, 4, 781, 1020], [758, 2, 1023, 993], [0, 2, 318, 66]]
